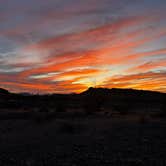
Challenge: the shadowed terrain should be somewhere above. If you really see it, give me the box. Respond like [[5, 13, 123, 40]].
[[0, 87, 166, 165]]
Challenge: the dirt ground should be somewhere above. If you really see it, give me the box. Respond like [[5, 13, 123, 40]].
[[0, 115, 166, 166]]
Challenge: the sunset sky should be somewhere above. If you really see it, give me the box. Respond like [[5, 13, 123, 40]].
[[0, 0, 166, 93]]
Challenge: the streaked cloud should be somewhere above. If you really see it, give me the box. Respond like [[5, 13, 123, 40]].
[[0, 0, 166, 93]]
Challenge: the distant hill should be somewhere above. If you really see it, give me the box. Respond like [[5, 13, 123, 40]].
[[81, 87, 110, 96], [0, 88, 9, 95], [0, 86, 165, 112], [80, 87, 166, 104], [81, 87, 165, 96], [1, 86, 165, 96]]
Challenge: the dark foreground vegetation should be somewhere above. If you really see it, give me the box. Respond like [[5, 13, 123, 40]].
[[0, 87, 166, 165]]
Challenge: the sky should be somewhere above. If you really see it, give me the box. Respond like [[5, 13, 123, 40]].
[[0, 0, 166, 93]]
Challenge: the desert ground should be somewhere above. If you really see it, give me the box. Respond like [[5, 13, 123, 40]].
[[0, 113, 166, 166]]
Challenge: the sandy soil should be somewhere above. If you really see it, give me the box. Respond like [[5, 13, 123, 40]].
[[0, 115, 166, 166]]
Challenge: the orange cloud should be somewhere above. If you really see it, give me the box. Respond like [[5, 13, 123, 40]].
[[102, 72, 166, 92], [127, 59, 166, 73], [1, 12, 166, 93]]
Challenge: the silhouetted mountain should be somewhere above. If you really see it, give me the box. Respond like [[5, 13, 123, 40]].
[[81, 87, 165, 98], [0, 87, 165, 112], [0, 88, 9, 95], [80, 87, 165, 108], [81, 87, 111, 96]]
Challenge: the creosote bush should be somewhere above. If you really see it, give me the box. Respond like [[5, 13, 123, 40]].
[[138, 115, 148, 124], [58, 121, 85, 134], [56, 102, 66, 113]]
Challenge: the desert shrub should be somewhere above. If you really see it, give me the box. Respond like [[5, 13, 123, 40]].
[[152, 103, 166, 118], [32, 106, 49, 124], [138, 115, 148, 124], [113, 104, 131, 115], [32, 112, 56, 124], [38, 107, 49, 112], [83, 98, 101, 115], [32, 113, 46, 124], [58, 121, 85, 134], [56, 102, 66, 112], [104, 111, 112, 117], [161, 103, 166, 116], [70, 111, 86, 119]]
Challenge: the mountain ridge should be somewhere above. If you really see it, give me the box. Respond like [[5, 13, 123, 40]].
[[0, 87, 165, 96], [0, 88, 9, 94]]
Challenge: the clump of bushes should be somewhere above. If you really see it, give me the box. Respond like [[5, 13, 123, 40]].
[[83, 97, 102, 115], [138, 115, 148, 124], [33, 112, 51, 124], [56, 101, 66, 113], [151, 103, 166, 118], [113, 104, 131, 115], [160, 103, 166, 117], [32, 107, 56, 124], [58, 121, 85, 134]]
